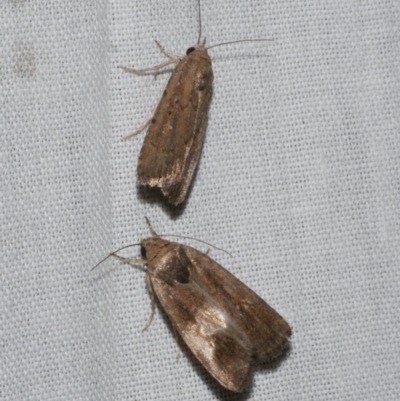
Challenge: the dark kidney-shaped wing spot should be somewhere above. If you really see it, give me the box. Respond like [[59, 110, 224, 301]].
[[172, 247, 191, 284], [168, 260, 190, 284], [157, 247, 191, 285]]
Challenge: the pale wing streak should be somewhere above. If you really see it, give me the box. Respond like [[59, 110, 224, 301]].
[[190, 280, 252, 352]]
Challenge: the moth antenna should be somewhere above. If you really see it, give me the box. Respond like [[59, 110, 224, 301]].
[[157, 233, 232, 257], [91, 243, 141, 271], [196, 0, 202, 45], [145, 216, 159, 237], [207, 38, 273, 51]]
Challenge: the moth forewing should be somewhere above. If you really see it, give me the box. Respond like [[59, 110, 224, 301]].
[[140, 236, 291, 392], [132, 45, 213, 206]]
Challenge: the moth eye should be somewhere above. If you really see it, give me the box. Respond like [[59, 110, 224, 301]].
[[140, 246, 147, 259], [186, 47, 195, 55]]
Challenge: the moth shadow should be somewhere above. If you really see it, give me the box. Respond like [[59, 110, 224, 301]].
[[137, 185, 187, 218], [256, 341, 292, 374], [136, 146, 205, 215]]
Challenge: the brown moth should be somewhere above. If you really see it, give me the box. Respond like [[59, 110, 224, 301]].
[[103, 220, 291, 392], [120, 1, 271, 205], [121, 41, 213, 206]]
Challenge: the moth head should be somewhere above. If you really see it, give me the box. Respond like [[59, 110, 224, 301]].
[[140, 237, 170, 263], [186, 42, 208, 55]]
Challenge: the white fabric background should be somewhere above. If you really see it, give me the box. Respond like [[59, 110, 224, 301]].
[[2, 0, 399, 400]]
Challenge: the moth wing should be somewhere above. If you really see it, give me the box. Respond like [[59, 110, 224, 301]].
[[149, 243, 290, 392], [184, 245, 292, 362], [149, 245, 253, 392], [137, 52, 213, 205]]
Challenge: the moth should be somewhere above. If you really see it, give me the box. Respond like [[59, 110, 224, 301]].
[[121, 41, 212, 206], [97, 220, 291, 392], [120, 1, 271, 205]]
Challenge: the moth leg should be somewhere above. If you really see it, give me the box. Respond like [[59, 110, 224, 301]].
[[112, 253, 147, 266], [155, 40, 185, 59], [119, 58, 179, 76], [122, 74, 171, 139], [142, 272, 156, 332], [123, 111, 154, 139]]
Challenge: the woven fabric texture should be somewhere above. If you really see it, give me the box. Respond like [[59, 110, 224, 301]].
[[2, 0, 399, 400]]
